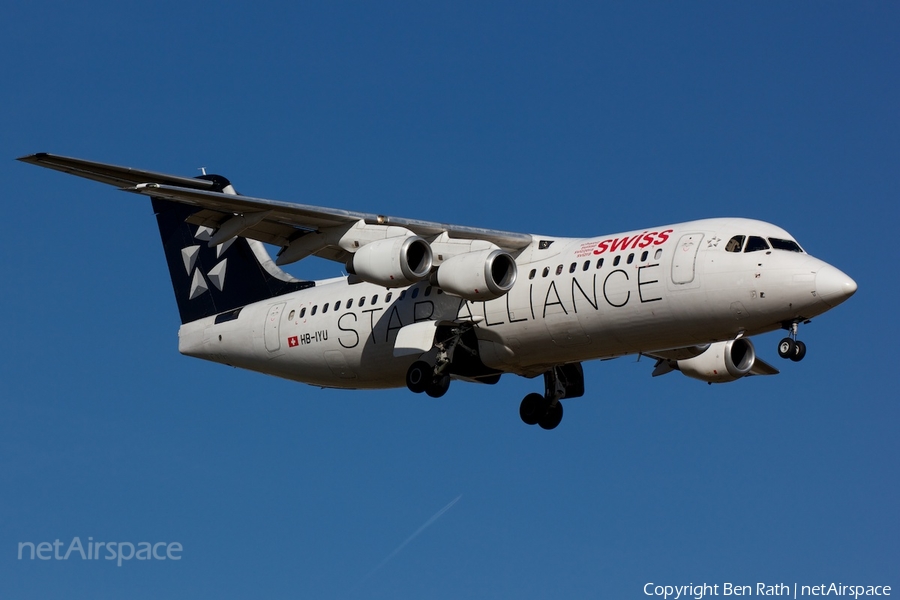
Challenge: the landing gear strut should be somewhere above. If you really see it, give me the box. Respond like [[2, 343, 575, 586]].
[[519, 363, 584, 430], [777, 321, 807, 362]]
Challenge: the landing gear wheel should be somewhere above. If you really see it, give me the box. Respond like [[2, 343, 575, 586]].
[[538, 402, 563, 430], [426, 374, 451, 398], [406, 361, 432, 394], [519, 393, 546, 426], [790, 340, 807, 362], [777, 338, 796, 359]]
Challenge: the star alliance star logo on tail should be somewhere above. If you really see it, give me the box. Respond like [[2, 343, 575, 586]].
[[180, 226, 231, 300]]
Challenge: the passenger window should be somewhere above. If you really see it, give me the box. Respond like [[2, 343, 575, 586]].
[[299, 308, 306, 318], [569, 263, 576, 273], [627, 253, 634, 264], [529, 269, 536, 280], [556, 265, 563, 275], [288, 310, 295, 320], [542, 267, 550, 277], [334, 301, 341, 311], [311, 305, 318, 316], [596, 258, 604, 269], [399, 290, 406, 301], [654, 248, 663, 260], [371, 295, 378, 304], [744, 236, 770, 252], [582, 261, 590, 271], [411, 288, 419, 299], [725, 235, 745, 253], [613, 256, 621, 266], [385, 292, 392, 302], [323, 303, 329, 313], [640, 251, 648, 262], [347, 298, 353, 307], [424, 287, 432, 297], [769, 238, 803, 252], [358, 297, 366, 307]]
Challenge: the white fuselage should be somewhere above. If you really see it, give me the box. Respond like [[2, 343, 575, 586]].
[[177, 218, 853, 388]]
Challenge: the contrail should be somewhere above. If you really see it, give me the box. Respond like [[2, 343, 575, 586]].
[[362, 494, 463, 582]]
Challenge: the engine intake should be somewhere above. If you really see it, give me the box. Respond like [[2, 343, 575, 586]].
[[676, 339, 756, 383], [435, 249, 517, 301], [347, 236, 433, 288]]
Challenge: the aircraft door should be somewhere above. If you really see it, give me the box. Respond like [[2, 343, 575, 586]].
[[671, 233, 704, 285], [264, 302, 286, 352]]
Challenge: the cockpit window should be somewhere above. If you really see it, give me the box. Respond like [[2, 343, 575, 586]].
[[725, 235, 745, 253], [768, 237, 803, 252], [744, 236, 770, 252]]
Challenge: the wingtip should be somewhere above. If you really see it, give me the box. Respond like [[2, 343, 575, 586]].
[[16, 152, 49, 163]]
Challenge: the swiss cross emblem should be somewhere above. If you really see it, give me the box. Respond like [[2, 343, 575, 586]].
[[288, 336, 299, 348]]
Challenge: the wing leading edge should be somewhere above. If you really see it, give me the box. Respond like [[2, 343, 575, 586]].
[[18, 153, 534, 266]]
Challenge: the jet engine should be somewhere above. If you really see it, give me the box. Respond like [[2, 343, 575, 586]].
[[435, 248, 517, 301], [347, 236, 433, 288], [676, 339, 757, 383]]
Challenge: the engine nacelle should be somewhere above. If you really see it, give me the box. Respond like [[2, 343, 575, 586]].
[[435, 249, 517, 301], [347, 236, 433, 288], [676, 339, 757, 383]]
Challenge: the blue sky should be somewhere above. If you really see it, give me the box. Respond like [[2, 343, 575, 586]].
[[1, 2, 897, 598]]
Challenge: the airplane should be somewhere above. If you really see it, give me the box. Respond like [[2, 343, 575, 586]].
[[18, 153, 857, 430]]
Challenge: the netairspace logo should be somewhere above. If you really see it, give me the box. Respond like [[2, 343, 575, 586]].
[[18, 537, 181, 567]]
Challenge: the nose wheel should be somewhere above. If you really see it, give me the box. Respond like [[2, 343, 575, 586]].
[[777, 322, 807, 362]]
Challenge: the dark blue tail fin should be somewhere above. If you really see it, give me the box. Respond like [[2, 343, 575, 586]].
[[152, 183, 314, 324]]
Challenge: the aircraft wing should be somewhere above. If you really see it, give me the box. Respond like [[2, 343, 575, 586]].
[[647, 347, 780, 378], [17, 152, 222, 190], [748, 357, 780, 376], [18, 153, 534, 264]]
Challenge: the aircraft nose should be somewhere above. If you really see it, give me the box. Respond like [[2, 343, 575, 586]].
[[816, 265, 857, 307]]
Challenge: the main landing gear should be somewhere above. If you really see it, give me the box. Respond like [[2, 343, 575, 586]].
[[777, 320, 807, 362], [404, 323, 486, 399], [404, 324, 584, 431], [406, 360, 451, 398], [519, 363, 584, 430]]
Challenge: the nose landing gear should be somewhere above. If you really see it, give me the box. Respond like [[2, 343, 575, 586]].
[[777, 321, 807, 362]]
